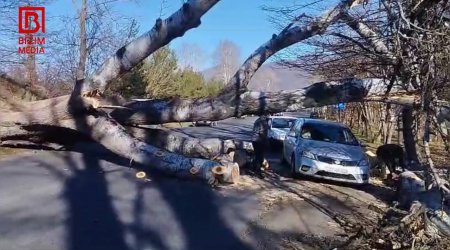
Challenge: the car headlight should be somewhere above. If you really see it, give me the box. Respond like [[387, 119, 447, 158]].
[[302, 151, 317, 160]]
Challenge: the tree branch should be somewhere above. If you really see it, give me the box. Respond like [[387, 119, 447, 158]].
[[82, 0, 220, 93], [341, 12, 396, 62], [218, 0, 360, 101]]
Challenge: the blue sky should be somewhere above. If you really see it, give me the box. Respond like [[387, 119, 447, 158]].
[[44, 0, 297, 68], [113, 0, 291, 66]]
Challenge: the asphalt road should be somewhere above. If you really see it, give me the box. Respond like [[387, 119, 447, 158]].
[[176, 117, 258, 141], [0, 116, 385, 250]]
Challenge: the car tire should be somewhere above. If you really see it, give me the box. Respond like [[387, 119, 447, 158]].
[[268, 139, 276, 149], [290, 154, 298, 178], [280, 152, 287, 165]]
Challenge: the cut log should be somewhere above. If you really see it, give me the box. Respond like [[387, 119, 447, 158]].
[[129, 127, 254, 167], [0, 111, 239, 184], [128, 126, 251, 158]]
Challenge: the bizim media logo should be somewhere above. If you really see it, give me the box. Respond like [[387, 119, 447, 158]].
[[18, 6, 46, 54]]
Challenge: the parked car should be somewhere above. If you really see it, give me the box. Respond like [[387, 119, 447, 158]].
[[193, 120, 217, 126], [309, 112, 320, 119], [253, 116, 297, 145], [282, 118, 369, 184]]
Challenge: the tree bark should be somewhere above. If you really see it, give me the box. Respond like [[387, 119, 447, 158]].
[[128, 126, 253, 159], [76, 0, 88, 81], [0, 111, 239, 184], [111, 78, 416, 125], [402, 107, 419, 165]]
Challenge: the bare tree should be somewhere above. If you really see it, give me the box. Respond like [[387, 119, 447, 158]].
[[76, 0, 88, 81], [213, 40, 241, 84], [177, 42, 207, 71], [49, 0, 138, 83]]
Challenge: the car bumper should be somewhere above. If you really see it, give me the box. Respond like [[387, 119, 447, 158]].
[[296, 157, 369, 184]]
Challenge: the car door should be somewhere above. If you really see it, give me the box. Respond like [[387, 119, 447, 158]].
[[293, 121, 307, 167], [283, 119, 303, 161], [292, 119, 305, 166]]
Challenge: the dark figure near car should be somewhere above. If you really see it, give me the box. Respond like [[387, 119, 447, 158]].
[[252, 114, 269, 178], [376, 144, 406, 175]]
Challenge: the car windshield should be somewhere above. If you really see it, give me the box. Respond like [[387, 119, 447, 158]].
[[300, 122, 359, 146], [271, 118, 296, 129]]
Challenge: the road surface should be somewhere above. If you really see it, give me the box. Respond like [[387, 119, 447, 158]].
[[0, 117, 389, 250]]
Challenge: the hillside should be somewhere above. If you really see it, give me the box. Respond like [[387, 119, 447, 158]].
[[0, 74, 48, 111]]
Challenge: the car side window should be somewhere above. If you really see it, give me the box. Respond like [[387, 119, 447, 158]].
[[287, 119, 302, 137], [301, 127, 312, 139]]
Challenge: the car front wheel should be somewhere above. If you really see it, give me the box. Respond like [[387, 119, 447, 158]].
[[280, 151, 287, 165], [290, 154, 298, 178]]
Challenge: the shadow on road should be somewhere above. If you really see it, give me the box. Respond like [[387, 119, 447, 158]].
[[64, 157, 128, 250], [22, 143, 257, 250]]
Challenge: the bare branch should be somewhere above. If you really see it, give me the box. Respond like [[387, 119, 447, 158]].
[[82, 0, 220, 94]]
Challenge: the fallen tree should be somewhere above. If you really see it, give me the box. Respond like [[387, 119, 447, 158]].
[[0, 0, 369, 184], [1, 1, 450, 244], [0, 0, 448, 186]]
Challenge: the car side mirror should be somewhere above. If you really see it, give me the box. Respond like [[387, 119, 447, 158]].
[[359, 141, 367, 147], [287, 131, 295, 137]]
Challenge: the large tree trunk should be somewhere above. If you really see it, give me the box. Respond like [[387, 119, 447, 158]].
[[402, 107, 419, 165], [111, 79, 420, 125], [128, 126, 253, 159], [0, 109, 239, 183], [76, 0, 88, 81]]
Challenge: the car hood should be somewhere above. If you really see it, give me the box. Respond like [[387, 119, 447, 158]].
[[301, 140, 365, 161]]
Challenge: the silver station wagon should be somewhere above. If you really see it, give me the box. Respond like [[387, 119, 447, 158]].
[[283, 118, 370, 184]]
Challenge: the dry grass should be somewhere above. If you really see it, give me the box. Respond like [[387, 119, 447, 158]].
[[162, 122, 193, 128], [354, 131, 449, 171], [0, 147, 25, 159]]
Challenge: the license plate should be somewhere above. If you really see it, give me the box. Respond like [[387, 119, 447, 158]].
[[328, 166, 348, 174]]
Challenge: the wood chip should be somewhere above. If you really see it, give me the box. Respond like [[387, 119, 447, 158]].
[[136, 171, 146, 179]]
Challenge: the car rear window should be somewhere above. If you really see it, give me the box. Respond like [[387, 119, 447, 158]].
[[271, 118, 296, 129]]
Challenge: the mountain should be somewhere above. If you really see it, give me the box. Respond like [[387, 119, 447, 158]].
[[202, 63, 321, 91]]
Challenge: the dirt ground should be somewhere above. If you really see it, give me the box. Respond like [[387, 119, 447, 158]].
[[222, 155, 392, 249], [227, 153, 450, 250]]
